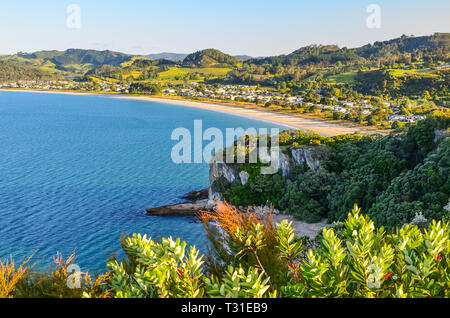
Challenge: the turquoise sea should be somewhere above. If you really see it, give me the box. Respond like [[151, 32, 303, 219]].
[[0, 91, 282, 271]]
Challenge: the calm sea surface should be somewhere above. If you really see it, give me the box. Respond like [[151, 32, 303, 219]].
[[0, 91, 282, 271]]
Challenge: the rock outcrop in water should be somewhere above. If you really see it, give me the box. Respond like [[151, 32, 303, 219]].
[[147, 189, 214, 216], [146, 199, 214, 216], [182, 189, 209, 201]]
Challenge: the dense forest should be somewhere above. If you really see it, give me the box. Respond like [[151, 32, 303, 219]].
[[355, 67, 449, 97], [248, 33, 449, 70]]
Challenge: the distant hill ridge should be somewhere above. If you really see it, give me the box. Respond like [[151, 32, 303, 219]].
[[0, 33, 448, 77], [145, 53, 188, 62], [249, 33, 450, 67], [145, 52, 256, 62], [18, 49, 131, 67]]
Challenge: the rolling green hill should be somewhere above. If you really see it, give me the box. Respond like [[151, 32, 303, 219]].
[[0, 61, 63, 81], [182, 49, 239, 68], [0, 49, 133, 76], [48, 49, 130, 67]]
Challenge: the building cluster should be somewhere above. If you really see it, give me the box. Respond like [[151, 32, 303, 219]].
[[163, 83, 426, 123], [0, 80, 428, 124], [0, 80, 130, 93]]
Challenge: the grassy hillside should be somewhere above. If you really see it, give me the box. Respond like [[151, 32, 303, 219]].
[[49, 49, 130, 67], [156, 67, 231, 80], [324, 71, 358, 84]]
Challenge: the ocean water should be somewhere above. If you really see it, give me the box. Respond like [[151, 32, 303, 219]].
[[0, 91, 282, 272]]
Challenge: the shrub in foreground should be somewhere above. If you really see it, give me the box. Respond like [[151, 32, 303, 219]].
[[284, 206, 449, 297], [0, 257, 29, 298], [107, 204, 449, 298], [1, 253, 110, 298], [198, 202, 294, 290], [2, 204, 448, 298]]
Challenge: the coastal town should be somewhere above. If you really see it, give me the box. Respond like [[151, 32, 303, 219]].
[[0, 79, 428, 127]]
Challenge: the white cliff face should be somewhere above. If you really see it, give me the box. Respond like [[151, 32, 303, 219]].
[[278, 150, 291, 178], [290, 148, 322, 172], [209, 146, 326, 200], [291, 148, 306, 165], [209, 161, 237, 184], [239, 171, 250, 185], [209, 159, 238, 200], [434, 128, 450, 143]]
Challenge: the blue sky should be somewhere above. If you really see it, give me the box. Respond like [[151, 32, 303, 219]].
[[0, 0, 449, 56]]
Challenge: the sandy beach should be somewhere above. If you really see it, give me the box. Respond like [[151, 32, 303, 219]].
[[0, 89, 382, 136]]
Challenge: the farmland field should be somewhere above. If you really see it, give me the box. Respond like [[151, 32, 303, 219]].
[[157, 67, 232, 80], [325, 71, 357, 84]]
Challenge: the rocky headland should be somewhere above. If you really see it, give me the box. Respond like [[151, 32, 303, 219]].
[[147, 144, 332, 237]]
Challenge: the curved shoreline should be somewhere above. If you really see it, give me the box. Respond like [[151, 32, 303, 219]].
[[0, 89, 381, 136]]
